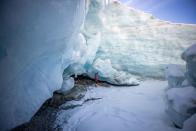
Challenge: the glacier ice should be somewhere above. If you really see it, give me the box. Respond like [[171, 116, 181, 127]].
[[80, 0, 195, 85], [165, 44, 196, 128], [165, 64, 185, 88], [88, 1, 196, 78], [182, 114, 196, 131], [0, 0, 196, 130], [56, 77, 75, 95], [166, 86, 196, 128], [87, 58, 139, 85], [0, 0, 86, 130], [181, 44, 196, 87]]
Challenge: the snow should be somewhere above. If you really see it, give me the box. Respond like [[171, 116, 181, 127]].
[[59, 80, 178, 131], [0, 0, 86, 130]]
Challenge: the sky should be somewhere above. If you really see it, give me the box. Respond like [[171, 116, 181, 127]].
[[120, 0, 196, 24]]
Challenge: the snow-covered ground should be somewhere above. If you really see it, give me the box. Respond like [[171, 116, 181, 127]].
[[54, 80, 179, 131]]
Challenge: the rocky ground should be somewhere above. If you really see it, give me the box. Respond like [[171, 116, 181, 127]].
[[12, 76, 111, 131]]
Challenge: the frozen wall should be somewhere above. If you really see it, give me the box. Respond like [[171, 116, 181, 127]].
[[0, 0, 86, 130], [88, 1, 196, 78], [165, 44, 196, 128]]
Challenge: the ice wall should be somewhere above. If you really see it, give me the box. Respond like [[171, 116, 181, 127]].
[[87, 1, 196, 78], [0, 0, 86, 130], [80, 0, 139, 85]]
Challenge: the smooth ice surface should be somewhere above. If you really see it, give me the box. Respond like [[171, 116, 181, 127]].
[[0, 0, 86, 130], [56, 77, 75, 95], [61, 80, 178, 131]]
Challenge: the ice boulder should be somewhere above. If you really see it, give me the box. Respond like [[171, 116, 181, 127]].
[[182, 44, 196, 87], [87, 58, 139, 85], [165, 64, 185, 88], [165, 44, 196, 128], [182, 114, 196, 131], [56, 77, 75, 95], [166, 86, 196, 128]]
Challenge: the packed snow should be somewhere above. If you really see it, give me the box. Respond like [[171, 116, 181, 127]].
[[54, 80, 178, 131]]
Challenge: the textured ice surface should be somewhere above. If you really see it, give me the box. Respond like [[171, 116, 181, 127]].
[[166, 86, 196, 128], [165, 45, 196, 128], [87, 1, 196, 78], [182, 44, 196, 87], [0, 0, 86, 130], [88, 58, 139, 85], [182, 114, 196, 131], [165, 64, 185, 88], [167, 86, 196, 115], [80, 0, 195, 84]]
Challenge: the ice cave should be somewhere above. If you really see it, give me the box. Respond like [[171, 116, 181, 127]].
[[0, 0, 196, 131]]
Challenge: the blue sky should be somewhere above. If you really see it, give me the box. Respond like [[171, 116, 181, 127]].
[[120, 0, 196, 24]]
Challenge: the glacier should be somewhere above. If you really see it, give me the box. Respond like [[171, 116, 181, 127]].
[[87, 1, 196, 78], [0, 0, 196, 130]]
